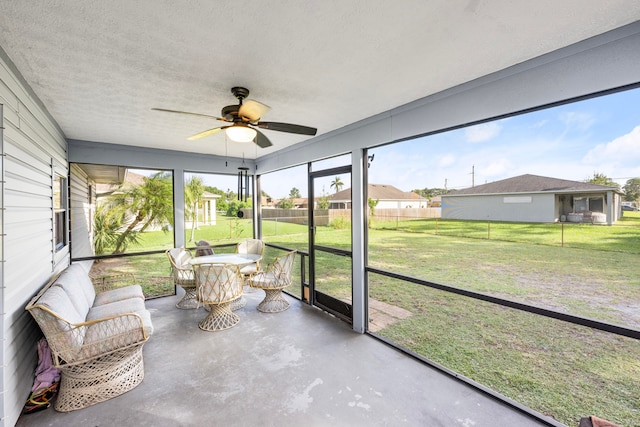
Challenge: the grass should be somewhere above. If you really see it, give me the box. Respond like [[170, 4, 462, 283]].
[[91, 212, 640, 425], [372, 280, 640, 426]]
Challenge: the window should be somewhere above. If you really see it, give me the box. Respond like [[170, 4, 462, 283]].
[[573, 196, 604, 212], [53, 175, 68, 251]]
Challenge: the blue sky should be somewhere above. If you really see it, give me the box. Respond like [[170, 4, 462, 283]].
[[139, 86, 640, 199], [368, 86, 640, 192]]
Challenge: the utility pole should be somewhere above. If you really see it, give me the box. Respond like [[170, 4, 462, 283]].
[[471, 165, 475, 187]]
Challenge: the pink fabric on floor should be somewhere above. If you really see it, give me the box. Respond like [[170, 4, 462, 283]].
[[31, 338, 60, 392]]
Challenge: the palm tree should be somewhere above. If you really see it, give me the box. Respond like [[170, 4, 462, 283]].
[[330, 176, 344, 194], [185, 176, 204, 242], [103, 172, 174, 254]]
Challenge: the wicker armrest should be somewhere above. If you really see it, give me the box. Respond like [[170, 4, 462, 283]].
[[75, 313, 150, 364]]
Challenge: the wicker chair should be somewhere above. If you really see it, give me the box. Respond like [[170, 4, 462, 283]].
[[193, 263, 244, 331], [249, 250, 296, 313], [235, 239, 265, 277], [166, 248, 197, 309], [195, 240, 214, 257]]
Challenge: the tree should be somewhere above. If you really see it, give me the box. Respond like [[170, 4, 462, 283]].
[[104, 172, 174, 254], [368, 198, 380, 216], [93, 204, 136, 255], [412, 187, 448, 198], [226, 199, 251, 217], [330, 176, 344, 194], [289, 187, 301, 198], [317, 196, 330, 209], [585, 172, 620, 189], [185, 177, 204, 242], [623, 178, 640, 203], [277, 198, 294, 209], [367, 198, 379, 229]]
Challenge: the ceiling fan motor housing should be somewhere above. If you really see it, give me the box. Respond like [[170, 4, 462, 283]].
[[221, 105, 240, 121]]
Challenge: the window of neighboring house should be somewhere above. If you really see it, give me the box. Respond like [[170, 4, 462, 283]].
[[53, 175, 68, 251], [574, 197, 588, 212], [574, 196, 604, 212], [589, 197, 604, 212]]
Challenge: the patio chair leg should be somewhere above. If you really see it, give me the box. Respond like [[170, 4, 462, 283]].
[[257, 289, 290, 313], [230, 295, 246, 311], [176, 286, 198, 309], [199, 302, 240, 331]]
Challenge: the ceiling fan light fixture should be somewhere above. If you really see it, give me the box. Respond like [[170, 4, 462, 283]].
[[226, 124, 256, 143]]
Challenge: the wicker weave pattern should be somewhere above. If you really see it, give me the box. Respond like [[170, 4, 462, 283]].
[[54, 344, 145, 412], [194, 263, 244, 331], [25, 268, 152, 412], [166, 249, 198, 309], [250, 250, 296, 312], [28, 306, 147, 366], [235, 239, 265, 276]]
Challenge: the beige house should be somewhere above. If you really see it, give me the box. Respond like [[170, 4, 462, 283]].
[[329, 184, 427, 209]]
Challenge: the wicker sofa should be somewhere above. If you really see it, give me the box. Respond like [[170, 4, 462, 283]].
[[26, 263, 154, 412]]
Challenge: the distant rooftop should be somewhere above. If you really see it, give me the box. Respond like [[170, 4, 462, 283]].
[[332, 184, 423, 200], [449, 174, 619, 195]]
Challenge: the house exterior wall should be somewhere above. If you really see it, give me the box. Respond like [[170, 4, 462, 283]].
[[1, 49, 68, 427], [70, 163, 95, 258], [441, 193, 556, 223]]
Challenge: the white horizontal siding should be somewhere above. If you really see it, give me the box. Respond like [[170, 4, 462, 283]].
[[70, 164, 94, 258], [1, 49, 68, 427]]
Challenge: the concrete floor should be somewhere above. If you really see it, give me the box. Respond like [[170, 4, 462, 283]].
[[17, 289, 552, 427]]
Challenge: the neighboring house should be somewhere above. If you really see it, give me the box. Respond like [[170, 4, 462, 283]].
[[200, 191, 220, 225], [94, 168, 142, 198], [441, 174, 622, 225], [330, 184, 427, 209]]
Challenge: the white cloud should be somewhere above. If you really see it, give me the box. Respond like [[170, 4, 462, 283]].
[[465, 122, 502, 143], [583, 125, 640, 165], [438, 154, 456, 167], [559, 111, 595, 132], [480, 158, 514, 178]]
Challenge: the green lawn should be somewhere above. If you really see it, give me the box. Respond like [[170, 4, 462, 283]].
[[92, 213, 640, 425]]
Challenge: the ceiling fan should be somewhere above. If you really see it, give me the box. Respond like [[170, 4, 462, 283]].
[[152, 86, 317, 148]]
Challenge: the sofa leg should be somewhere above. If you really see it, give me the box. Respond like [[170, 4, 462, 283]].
[[54, 345, 145, 412]]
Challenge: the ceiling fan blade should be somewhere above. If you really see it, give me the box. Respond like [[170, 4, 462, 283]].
[[239, 100, 271, 122], [152, 108, 224, 121], [255, 121, 317, 136], [187, 127, 225, 140], [253, 129, 273, 148]]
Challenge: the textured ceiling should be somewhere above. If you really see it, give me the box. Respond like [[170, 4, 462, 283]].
[[1, 1, 639, 160]]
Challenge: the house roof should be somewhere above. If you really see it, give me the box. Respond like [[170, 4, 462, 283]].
[[447, 174, 619, 196], [95, 170, 147, 195], [202, 191, 220, 199], [331, 184, 423, 201]]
